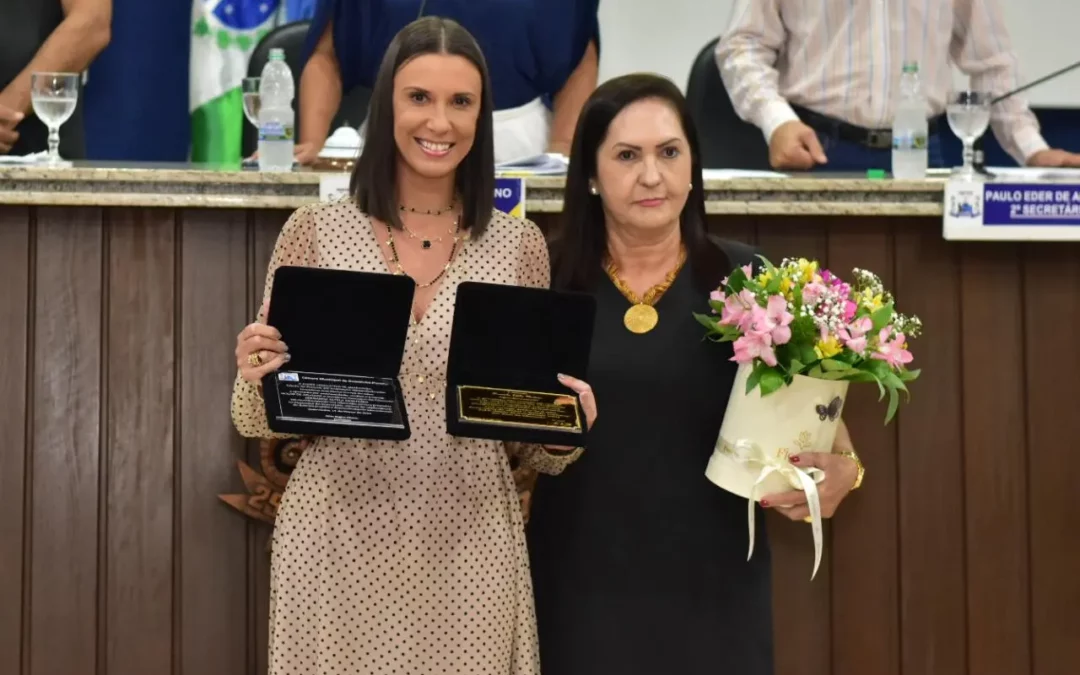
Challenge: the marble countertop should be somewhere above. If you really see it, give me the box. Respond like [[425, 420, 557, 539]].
[[0, 162, 947, 216]]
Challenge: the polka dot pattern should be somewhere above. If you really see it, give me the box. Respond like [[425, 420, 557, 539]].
[[230, 201, 582, 674]]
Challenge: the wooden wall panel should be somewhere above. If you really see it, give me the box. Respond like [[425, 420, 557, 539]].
[[824, 221, 900, 675], [894, 223, 967, 675], [1023, 244, 1080, 675], [959, 244, 1031, 675], [755, 218, 833, 675], [0, 205, 1077, 675], [248, 210, 293, 675], [28, 208, 103, 675], [104, 210, 176, 675], [0, 208, 30, 675], [178, 211, 250, 675]]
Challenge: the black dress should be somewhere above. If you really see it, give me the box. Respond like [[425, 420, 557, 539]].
[[527, 240, 773, 675]]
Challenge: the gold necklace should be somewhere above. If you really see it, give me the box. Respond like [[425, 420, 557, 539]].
[[604, 246, 687, 334], [401, 219, 459, 250], [385, 214, 464, 288]]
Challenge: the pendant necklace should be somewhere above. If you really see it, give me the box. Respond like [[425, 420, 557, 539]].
[[385, 213, 465, 288], [604, 246, 687, 334], [398, 199, 458, 250]]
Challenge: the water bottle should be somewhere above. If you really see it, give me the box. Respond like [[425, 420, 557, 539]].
[[891, 62, 929, 179], [258, 48, 295, 172]]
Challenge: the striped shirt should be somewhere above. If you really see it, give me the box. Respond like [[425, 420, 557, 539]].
[[715, 0, 1048, 164]]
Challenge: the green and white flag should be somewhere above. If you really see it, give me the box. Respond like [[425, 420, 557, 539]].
[[189, 0, 282, 164]]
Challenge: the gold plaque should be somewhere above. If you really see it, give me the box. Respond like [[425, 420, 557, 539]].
[[457, 385, 583, 432], [623, 303, 659, 334]]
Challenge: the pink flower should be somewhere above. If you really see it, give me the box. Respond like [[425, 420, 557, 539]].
[[761, 294, 794, 344], [839, 317, 872, 353], [710, 289, 725, 302], [843, 300, 858, 321], [732, 331, 777, 367], [871, 327, 913, 369], [720, 263, 754, 288], [719, 289, 757, 331], [802, 282, 827, 305]]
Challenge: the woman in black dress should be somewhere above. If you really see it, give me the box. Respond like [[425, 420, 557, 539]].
[[527, 74, 864, 674]]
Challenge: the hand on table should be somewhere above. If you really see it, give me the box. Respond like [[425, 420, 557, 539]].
[[246, 142, 321, 166], [1027, 148, 1080, 168], [0, 103, 24, 154], [760, 451, 859, 521], [769, 120, 828, 171], [235, 300, 290, 383]]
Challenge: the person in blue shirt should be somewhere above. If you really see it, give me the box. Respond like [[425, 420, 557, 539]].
[[296, 0, 600, 165]]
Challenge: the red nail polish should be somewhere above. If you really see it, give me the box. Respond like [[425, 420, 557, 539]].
[[760, 500, 770, 507], [790, 456, 800, 464]]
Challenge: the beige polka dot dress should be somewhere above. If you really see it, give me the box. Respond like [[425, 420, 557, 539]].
[[231, 201, 580, 675]]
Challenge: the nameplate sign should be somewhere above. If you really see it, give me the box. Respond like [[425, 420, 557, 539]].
[[494, 177, 526, 218], [944, 180, 1080, 240]]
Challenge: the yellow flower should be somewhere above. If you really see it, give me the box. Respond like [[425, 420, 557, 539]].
[[779, 277, 795, 297], [860, 289, 884, 310], [814, 336, 843, 359], [795, 259, 818, 284], [758, 270, 774, 285]]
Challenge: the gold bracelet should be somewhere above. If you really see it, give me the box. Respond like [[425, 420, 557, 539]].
[[839, 450, 864, 490]]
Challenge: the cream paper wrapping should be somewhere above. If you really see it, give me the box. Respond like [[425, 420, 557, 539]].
[[705, 362, 849, 579]]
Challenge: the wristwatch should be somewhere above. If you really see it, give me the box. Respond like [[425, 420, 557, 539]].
[[839, 450, 864, 490]]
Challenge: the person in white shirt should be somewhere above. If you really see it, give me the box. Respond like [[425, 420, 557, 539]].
[[716, 0, 1080, 171]]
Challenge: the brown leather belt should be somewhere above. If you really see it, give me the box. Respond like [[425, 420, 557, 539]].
[[792, 105, 940, 150]]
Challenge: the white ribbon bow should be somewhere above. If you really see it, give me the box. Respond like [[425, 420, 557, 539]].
[[727, 439, 826, 580]]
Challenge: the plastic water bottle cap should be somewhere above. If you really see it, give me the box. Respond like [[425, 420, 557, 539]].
[[269, 48, 286, 61]]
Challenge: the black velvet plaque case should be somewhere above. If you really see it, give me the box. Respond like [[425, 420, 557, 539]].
[[261, 266, 416, 440], [446, 281, 596, 446]]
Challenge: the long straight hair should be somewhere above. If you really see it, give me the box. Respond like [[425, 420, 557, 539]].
[[350, 16, 496, 237], [549, 74, 728, 292]]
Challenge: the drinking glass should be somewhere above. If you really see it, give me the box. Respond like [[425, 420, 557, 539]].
[[30, 72, 80, 164], [946, 91, 992, 180], [242, 77, 261, 128]]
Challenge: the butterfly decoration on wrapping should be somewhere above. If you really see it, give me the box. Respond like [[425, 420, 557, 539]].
[[815, 396, 843, 422]]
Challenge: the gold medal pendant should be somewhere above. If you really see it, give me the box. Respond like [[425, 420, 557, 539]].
[[624, 303, 659, 334], [605, 245, 687, 335]]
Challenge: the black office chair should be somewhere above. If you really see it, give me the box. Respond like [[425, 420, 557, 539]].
[[685, 37, 772, 170], [243, 21, 372, 157]]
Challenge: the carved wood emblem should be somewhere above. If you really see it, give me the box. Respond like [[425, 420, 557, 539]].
[[218, 438, 305, 524]]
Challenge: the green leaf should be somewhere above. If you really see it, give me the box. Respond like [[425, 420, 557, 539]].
[[694, 312, 718, 332], [759, 368, 785, 396], [708, 299, 726, 314], [727, 267, 749, 294], [884, 385, 900, 424], [820, 358, 849, 371], [897, 368, 921, 382], [789, 358, 805, 375], [745, 361, 766, 394], [766, 275, 782, 295], [815, 369, 857, 380], [870, 301, 895, 332]]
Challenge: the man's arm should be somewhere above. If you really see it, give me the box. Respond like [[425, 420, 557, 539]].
[[0, 0, 111, 115], [297, 21, 343, 165], [950, 0, 1050, 164], [714, 0, 797, 143], [548, 40, 598, 156]]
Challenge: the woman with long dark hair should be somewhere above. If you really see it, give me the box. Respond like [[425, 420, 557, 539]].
[[527, 73, 862, 674], [230, 17, 596, 674]]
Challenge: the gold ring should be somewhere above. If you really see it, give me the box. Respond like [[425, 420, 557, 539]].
[[803, 516, 812, 523], [247, 352, 262, 367]]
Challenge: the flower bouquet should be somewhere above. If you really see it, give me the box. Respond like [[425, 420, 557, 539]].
[[695, 257, 921, 578]]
